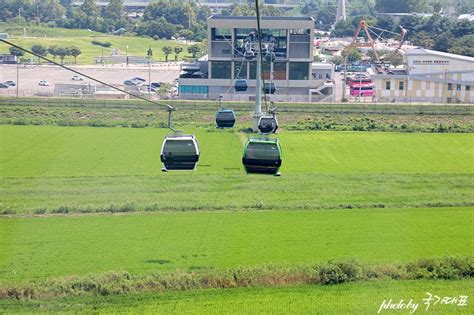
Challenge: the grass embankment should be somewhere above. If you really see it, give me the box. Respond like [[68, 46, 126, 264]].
[[0, 24, 191, 64], [1, 103, 473, 132], [0, 208, 472, 283], [1, 280, 472, 313]]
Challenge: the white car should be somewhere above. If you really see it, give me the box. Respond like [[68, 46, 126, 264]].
[[72, 75, 84, 81], [38, 80, 50, 86]]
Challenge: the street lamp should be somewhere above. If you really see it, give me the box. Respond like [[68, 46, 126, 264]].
[[87, 29, 96, 42], [126, 45, 129, 66], [342, 53, 349, 102], [147, 46, 153, 100]]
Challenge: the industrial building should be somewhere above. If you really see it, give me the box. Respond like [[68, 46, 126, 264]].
[[371, 48, 474, 103], [178, 15, 335, 102]]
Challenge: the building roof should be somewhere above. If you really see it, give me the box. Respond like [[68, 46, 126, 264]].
[[458, 13, 474, 21], [209, 15, 315, 22], [406, 48, 474, 62]]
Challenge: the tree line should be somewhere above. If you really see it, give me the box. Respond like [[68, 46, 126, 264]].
[[1, 0, 473, 56], [0, 0, 211, 41], [9, 45, 82, 64]]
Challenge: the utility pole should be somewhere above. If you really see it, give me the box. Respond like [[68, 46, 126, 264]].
[[16, 61, 19, 98], [126, 45, 129, 66], [252, 49, 263, 131], [342, 54, 348, 102], [147, 46, 153, 100]]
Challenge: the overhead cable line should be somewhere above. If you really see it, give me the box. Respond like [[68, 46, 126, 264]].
[[255, 0, 268, 111], [0, 38, 173, 110]]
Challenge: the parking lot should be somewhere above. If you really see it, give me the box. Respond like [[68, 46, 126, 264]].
[[0, 64, 181, 97]]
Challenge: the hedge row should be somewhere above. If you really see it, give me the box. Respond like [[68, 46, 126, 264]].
[[1, 256, 472, 300]]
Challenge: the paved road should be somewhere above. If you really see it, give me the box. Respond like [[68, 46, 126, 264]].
[[0, 64, 181, 97]]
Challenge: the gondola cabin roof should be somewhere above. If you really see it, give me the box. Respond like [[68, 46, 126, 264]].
[[216, 109, 236, 128], [160, 134, 200, 171]]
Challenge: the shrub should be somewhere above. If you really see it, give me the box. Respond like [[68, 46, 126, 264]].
[[0, 257, 472, 300], [91, 40, 112, 48], [0, 208, 16, 215], [51, 205, 69, 214], [34, 208, 47, 214]]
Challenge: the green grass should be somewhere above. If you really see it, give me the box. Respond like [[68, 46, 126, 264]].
[[1, 125, 472, 178], [0, 125, 473, 213], [0, 124, 472, 308], [1, 125, 473, 213], [0, 25, 191, 64], [0, 23, 104, 38], [1, 280, 472, 314], [0, 207, 472, 283]]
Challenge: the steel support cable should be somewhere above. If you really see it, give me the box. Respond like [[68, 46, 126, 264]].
[[367, 25, 401, 37], [367, 27, 389, 43], [220, 57, 246, 101], [255, 0, 268, 111]]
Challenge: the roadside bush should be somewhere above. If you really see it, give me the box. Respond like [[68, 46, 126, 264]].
[[406, 256, 473, 280], [319, 261, 363, 284], [51, 205, 69, 214], [0, 208, 16, 215], [0, 257, 471, 300], [33, 208, 47, 214], [91, 40, 112, 48]]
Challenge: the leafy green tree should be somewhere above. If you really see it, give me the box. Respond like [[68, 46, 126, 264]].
[[187, 44, 202, 59], [135, 17, 177, 39], [104, 0, 124, 20], [433, 32, 454, 52], [451, 19, 474, 38], [173, 47, 183, 61], [375, 0, 428, 13], [162, 45, 173, 62], [31, 45, 48, 64], [48, 45, 60, 62], [57, 47, 71, 65], [80, 0, 99, 17], [9, 47, 24, 58], [341, 46, 362, 64], [69, 46, 82, 64], [374, 16, 397, 33], [410, 31, 435, 49], [37, 0, 66, 23], [384, 51, 404, 67], [449, 35, 474, 57], [178, 29, 194, 41], [332, 19, 355, 37]]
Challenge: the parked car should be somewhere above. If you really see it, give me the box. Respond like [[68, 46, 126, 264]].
[[4, 80, 16, 86], [72, 75, 83, 81], [130, 79, 144, 86], [124, 80, 135, 86], [131, 77, 146, 82], [143, 84, 160, 92], [38, 80, 50, 86], [0, 83, 8, 88]]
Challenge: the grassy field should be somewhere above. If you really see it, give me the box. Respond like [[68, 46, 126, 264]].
[[1, 125, 472, 177], [0, 122, 472, 312], [0, 207, 472, 283], [1, 280, 472, 314], [0, 25, 191, 64], [1, 125, 473, 213]]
